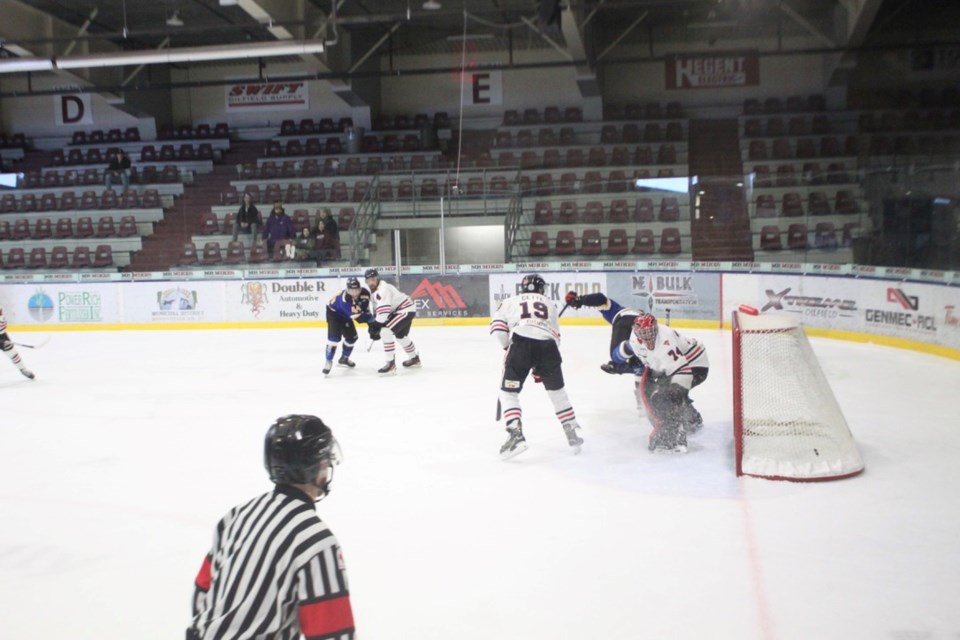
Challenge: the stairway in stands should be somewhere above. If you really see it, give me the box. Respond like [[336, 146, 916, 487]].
[[125, 140, 261, 272], [687, 119, 754, 261]]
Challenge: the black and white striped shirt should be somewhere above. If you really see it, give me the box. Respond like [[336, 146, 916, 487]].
[[190, 485, 355, 640]]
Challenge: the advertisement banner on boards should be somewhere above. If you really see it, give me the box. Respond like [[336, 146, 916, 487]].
[[606, 271, 721, 321], [227, 278, 341, 322], [123, 281, 226, 324], [722, 273, 863, 331], [724, 273, 960, 349], [488, 272, 607, 318], [400, 275, 490, 318], [859, 279, 941, 342], [0, 283, 120, 325]]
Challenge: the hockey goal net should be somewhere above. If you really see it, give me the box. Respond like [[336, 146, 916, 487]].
[[732, 308, 864, 481]]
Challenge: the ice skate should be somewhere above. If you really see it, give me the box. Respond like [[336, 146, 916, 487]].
[[322, 360, 333, 375], [562, 420, 584, 453], [600, 361, 618, 374], [499, 424, 528, 460], [20, 368, 35, 380], [648, 425, 687, 454], [402, 355, 421, 368], [337, 356, 356, 368], [378, 360, 397, 375]]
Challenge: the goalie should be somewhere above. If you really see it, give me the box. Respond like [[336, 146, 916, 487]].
[[612, 313, 708, 453]]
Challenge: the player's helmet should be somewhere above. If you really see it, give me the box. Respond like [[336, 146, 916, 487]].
[[264, 415, 341, 495], [364, 268, 379, 280], [632, 313, 658, 349], [520, 273, 546, 294], [346, 277, 361, 290]]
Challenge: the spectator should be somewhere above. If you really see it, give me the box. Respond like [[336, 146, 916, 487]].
[[232, 192, 262, 243], [104, 149, 131, 191], [293, 226, 316, 261], [319, 207, 340, 240], [262, 201, 295, 259], [312, 220, 339, 264]]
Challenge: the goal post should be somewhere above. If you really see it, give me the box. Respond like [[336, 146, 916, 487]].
[[732, 307, 865, 481]]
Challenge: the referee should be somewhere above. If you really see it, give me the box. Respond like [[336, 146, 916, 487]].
[[188, 415, 355, 640]]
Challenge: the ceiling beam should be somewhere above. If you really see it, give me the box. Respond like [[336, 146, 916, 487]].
[[60, 8, 99, 58], [779, 2, 836, 49], [827, 0, 885, 87]]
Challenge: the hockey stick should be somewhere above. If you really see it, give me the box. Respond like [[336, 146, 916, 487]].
[[558, 303, 570, 317], [14, 336, 51, 350]]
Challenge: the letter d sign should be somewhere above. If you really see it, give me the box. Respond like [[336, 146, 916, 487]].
[[55, 94, 93, 126]]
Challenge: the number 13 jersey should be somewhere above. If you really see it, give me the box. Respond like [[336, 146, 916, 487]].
[[490, 293, 561, 347]]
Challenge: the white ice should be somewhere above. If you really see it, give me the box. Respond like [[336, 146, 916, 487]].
[[1, 325, 959, 640]]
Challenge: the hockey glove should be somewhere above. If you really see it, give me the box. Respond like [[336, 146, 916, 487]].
[[531, 370, 543, 384], [564, 291, 582, 309], [368, 321, 382, 341]]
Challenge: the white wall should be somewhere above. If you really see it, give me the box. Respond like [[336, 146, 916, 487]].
[[601, 35, 838, 113], [170, 62, 357, 129], [0, 74, 143, 138], [380, 48, 586, 119]]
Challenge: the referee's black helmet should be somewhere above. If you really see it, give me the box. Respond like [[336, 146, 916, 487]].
[[264, 415, 340, 486]]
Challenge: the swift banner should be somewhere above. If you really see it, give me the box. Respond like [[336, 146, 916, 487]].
[[225, 81, 309, 111], [665, 51, 759, 90]]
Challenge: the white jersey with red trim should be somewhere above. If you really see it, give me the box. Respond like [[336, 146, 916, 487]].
[[0, 306, 7, 334], [369, 280, 413, 323], [624, 324, 709, 378], [489, 293, 561, 349]]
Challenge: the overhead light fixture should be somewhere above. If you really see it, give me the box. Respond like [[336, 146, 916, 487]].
[[0, 57, 55, 73], [423, 0, 442, 9], [166, 11, 185, 27], [30, 40, 325, 72]]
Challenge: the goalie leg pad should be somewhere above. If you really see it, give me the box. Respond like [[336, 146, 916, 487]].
[[646, 380, 688, 453]]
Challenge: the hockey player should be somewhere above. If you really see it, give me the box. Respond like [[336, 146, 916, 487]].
[[323, 277, 372, 375], [564, 291, 646, 375], [490, 274, 583, 459], [0, 306, 34, 380], [612, 313, 709, 453], [364, 268, 420, 374], [188, 415, 355, 640]]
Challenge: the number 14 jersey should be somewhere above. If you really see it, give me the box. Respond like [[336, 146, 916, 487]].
[[490, 293, 561, 347]]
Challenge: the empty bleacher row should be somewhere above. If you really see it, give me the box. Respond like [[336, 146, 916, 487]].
[[491, 121, 687, 148], [482, 143, 686, 171], [0, 207, 148, 270], [224, 165, 671, 211], [31, 165, 187, 187], [1, 188, 166, 213], [526, 226, 686, 258], [50, 142, 222, 167], [0, 244, 118, 270], [250, 152, 445, 176], [1, 213, 149, 242], [0, 132, 28, 149]]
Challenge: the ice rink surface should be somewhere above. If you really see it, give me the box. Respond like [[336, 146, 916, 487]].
[[1, 324, 959, 640]]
